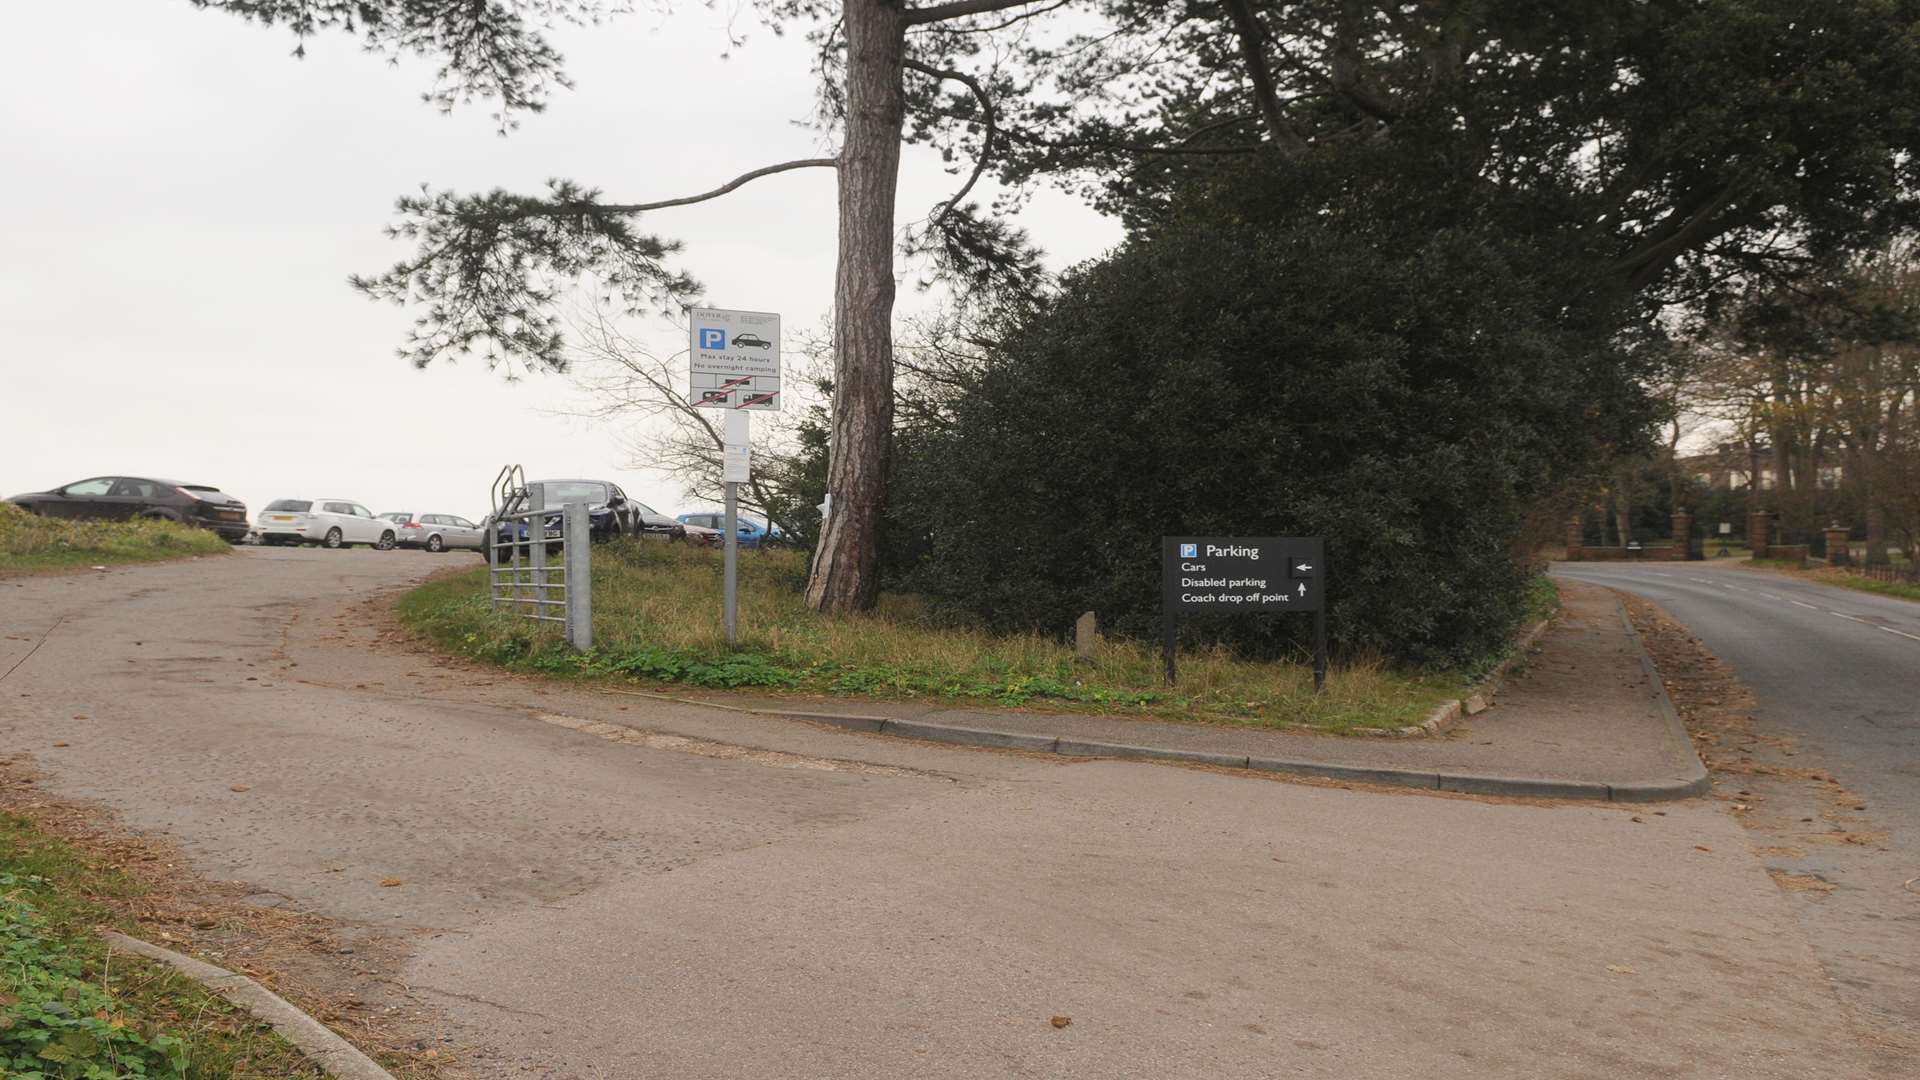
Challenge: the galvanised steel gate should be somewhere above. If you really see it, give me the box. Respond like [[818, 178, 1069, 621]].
[[487, 465, 591, 650]]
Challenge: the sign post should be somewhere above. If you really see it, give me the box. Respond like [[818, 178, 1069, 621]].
[[690, 306, 782, 647], [1162, 536, 1326, 690]]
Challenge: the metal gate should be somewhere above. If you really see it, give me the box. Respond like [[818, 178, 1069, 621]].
[[488, 465, 592, 650]]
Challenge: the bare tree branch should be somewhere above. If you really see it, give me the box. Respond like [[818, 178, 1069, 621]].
[[1222, 0, 1309, 156], [905, 0, 1056, 27], [600, 158, 839, 214], [904, 58, 997, 226]]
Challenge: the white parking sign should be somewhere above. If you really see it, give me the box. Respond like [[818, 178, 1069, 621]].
[[689, 307, 781, 410]]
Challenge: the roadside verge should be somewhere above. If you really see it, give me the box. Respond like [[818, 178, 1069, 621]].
[[616, 581, 1707, 802]]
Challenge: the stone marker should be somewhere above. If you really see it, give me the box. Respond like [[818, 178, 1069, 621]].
[[1075, 611, 1099, 663]]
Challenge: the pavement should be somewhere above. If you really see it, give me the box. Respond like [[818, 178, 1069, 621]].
[[1554, 559, 1920, 1056], [0, 549, 1892, 1077], [666, 577, 1707, 800]]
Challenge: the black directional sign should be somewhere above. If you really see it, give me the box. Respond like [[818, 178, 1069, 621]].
[[1161, 536, 1327, 690], [1162, 536, 1324, 613]]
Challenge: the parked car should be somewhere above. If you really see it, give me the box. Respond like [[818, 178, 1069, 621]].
[[256, 499, 397, 549], [6, 476, 250, 542], [679, 520, 724, 548], [676, 512, 785, 548], [381, 511, 486, 553], [491, 480, 684, 561]]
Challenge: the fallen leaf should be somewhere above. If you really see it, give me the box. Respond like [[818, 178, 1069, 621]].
[[380, 878, 404, 888], [1629, 816, 1644, 823], [71, 715, 87, 721], [52, 742, 68, 748], [1695, 845, 1712, 852], [1050, 1016, 1072, 1029], [1606, 965, 1636, 975], [229, 784, 251, 793]]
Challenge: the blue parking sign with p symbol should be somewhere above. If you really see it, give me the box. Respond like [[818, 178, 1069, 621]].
[[698, 327, 727, 350], [1180, 543, 1197, 558]]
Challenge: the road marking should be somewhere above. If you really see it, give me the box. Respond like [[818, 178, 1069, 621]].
[[1722, 584, 1748, 593], [1689, 577, 1712, 583], [1791, 600, 1819, 609], [1756, 592, 1782, 600], [1880, 626, 1920, 642], [1830, 612, 1868, 623]]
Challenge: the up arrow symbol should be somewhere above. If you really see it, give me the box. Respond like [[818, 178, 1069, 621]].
[[1297, 582, 1307, 597]]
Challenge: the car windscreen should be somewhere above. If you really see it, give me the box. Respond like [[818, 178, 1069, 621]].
[[540, 482, 608, 504], [265, 499, 312, 512]]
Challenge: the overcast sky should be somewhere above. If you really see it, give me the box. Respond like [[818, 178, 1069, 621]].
[[0, 2, 1119, 521]]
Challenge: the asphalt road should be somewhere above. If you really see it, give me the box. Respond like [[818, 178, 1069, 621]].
[[1553, 559, 1920, 1046], [0, 550, 1894, 1078], [1552, 560, 1919, 839]]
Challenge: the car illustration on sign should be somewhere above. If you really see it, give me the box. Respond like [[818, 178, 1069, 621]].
[[730, 333, 774, 349]]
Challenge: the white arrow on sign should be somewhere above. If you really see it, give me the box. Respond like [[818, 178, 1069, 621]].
[[1297, 582, 1307, 597], [1296, 563, 1314, 573]]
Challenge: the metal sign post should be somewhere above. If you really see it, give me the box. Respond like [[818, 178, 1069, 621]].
[[1161, 536, 1326, 690], [722, 410, 750, 645], [691, 306, 781, 647]]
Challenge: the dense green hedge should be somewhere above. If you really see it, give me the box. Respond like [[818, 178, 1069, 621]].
[[888, 217, 1651, 666]]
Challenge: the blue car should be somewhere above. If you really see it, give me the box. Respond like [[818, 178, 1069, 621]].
[[676, 512, 786, 548]]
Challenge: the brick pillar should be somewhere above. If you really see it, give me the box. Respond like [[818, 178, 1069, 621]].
[[1670, 508, 1692, 560], [1824, 524, 1851, 566], [1565, 517, 1584, 561], [1748, 510, 1771, 559]]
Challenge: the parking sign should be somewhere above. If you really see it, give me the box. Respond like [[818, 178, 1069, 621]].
[[689, 307, 781, 410]]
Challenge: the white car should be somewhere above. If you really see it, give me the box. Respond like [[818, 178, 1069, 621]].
[[380, 511, 487, 553], [256, 498, 398, 549]]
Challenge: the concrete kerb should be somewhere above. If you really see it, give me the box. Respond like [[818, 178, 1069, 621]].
[[629, 686, 1708, 802], [1395, 614, 1557, 738], [1610, 595, 1713, 800], [101, 931, 396, 1080]]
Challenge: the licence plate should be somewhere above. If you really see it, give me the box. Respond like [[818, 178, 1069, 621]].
[[219, 511, 245, 521], [272, 515, 293, 522], [544, 528, 563, 539]]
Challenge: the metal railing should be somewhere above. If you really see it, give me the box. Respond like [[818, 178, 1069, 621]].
[[487, 466, 592, 650], [1852, 560, 1920, 585]]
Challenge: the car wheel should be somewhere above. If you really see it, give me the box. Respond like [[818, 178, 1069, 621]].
[[426, 534, 445, 553], [323, 527, 344, 549], [376, 530, 397, 551]]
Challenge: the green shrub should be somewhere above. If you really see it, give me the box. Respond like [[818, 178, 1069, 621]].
[[887, 212, 1652, 668]]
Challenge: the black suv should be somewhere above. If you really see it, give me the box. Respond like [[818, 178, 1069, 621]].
[[491, 479, 684, 560], [7, 476, 250, 542]]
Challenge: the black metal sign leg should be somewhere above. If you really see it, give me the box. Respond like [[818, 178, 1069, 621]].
[[1313, 606, 1327, 693]]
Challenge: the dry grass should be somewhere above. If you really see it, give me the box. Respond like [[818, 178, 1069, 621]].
[[399, 540, 1466, 734], [0, 502, 229, 574]]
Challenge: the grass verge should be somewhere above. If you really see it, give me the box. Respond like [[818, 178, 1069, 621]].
[[0, 812, 319, 1078], [0, 504, 229, 576], [1748, 559, 1920, 603], [398, 540, 1494, 734]]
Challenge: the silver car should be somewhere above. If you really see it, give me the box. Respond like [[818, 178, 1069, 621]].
[[382, 511, 486, 553]]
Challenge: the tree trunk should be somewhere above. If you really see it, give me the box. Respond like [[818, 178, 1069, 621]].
[[806, 0, 905, 613]]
